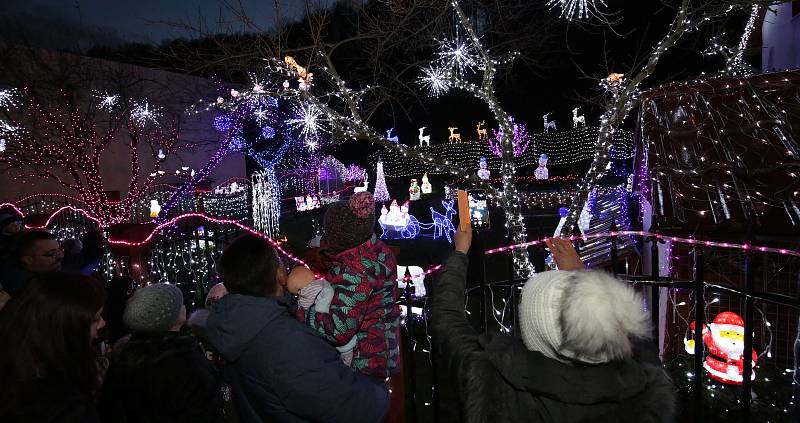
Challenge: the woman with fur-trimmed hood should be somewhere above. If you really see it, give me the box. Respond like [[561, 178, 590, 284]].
[[431, 228, 675, 423]]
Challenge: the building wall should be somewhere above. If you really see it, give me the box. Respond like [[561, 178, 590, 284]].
[[0, 47, 246, 202], [762, 2, 800, 72]]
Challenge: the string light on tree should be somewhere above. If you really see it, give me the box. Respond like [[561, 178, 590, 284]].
[[0, 89, 19, 109], [131, 100, 162, 126], [546, 0, 608, 20], [93, 91, 119, 112]]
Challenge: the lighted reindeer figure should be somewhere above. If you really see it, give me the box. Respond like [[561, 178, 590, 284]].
[[543, 113, 557, 133], [386, 128, 399, 144], [354, 173, 369, 193], [430, 199, 457, 243], [476, 120, 488, 140], [448, 127, 462, 143], [418, 127, 430, 146], [572, 107, 586, 128]]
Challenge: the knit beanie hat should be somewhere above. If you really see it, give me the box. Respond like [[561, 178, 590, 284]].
[[519, 270, 651, 364], [123, 283, 184, 332], [323, 191, 376, 252]]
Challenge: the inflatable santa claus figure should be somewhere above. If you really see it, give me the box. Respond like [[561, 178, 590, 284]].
[[685, 311, 758, 385]]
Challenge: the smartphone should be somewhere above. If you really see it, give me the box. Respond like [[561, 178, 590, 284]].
[[467, 190, 490, 230]]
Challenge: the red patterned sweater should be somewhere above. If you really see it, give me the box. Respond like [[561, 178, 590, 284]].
[[297, 234, 401, 379]]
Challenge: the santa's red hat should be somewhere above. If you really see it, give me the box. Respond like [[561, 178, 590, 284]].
[[711, 311, 744, 333]]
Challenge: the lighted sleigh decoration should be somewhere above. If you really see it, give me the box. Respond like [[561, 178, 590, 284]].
[[379, 199, 456, 242], [685, 311, 758, 385]]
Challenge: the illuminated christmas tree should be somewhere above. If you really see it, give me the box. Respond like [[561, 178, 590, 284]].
[[374, 161, 390, 203]]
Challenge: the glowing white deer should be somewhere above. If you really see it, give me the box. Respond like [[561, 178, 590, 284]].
[[354, 173, 369, 193], [543, 113, 557, 133], [572, 107, 586, 128], [418, 127, 430, 146]]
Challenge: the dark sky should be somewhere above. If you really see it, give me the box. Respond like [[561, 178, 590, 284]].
[[0, 0, 335, 49]]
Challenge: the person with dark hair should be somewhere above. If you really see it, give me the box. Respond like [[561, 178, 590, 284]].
[[0, 230, 63, 296], [204, 234, 389, 423], [0, 272, 107, 422], [0, 212, 23, 258], [431, 227, 675, 423], [99, 283, 223, 423]]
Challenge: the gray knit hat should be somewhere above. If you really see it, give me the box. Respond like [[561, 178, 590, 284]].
[[519, 270, 651, 364], [123, 283, 184, 332]]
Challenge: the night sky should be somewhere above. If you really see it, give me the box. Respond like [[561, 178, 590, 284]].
[[0, 0, 334, 49]]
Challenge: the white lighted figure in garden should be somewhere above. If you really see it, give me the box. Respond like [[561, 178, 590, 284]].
[[421, 173, 432, 194], [543, 113, 557, 133], [409, 179, 421, 201], [572, 107, 586, 128], [149, 199, 161, 219], [685, 311, 758, 385], [418, 127, 430, 146], [534, 154, 549, 180], [477, 157, 491, 180]]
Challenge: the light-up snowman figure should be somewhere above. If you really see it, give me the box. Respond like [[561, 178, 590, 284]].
[[477, 157, 491, 180], [149, 199, 161, 219], [409, 179, 421, 201], [534, 154, 549, 180]]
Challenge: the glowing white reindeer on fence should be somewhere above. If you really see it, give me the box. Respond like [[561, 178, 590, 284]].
[[448, 127, 462, 143], [476, 120, 488, 140], [543, 113, 557, 133], [418, 127, 430, 147], [430, 199, 457, 243], [354, 173, 369, 193], [572, 107, 586, 128], [386, 128, 399, 144]]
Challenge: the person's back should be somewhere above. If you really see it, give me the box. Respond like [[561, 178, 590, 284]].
[[431, 231, 675, 423], [99, 283, 222, 423], [206, 234, 388, 423]]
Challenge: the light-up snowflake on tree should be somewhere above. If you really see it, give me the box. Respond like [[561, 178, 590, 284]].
[[546, 0, 607, 20]]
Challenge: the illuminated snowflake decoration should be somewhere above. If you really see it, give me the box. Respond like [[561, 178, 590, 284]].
[[547, 0, 607, 20], [0, 119, 19, 136], [0, 89, 19, 109], [436, 38, 479, 77], [419, 65, 450, 97], [93, 91, 119, 112], [305, 137, 320, 151], [288, 102, 324, 140], [130, 100, 162, 126]]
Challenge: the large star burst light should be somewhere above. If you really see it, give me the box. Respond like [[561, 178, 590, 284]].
[[547, 0, 607, 20], [288, 102, 324, 142], [419, 65, 450, 97]]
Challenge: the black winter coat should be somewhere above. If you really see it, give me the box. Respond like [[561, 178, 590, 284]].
[[430, 252, 676, 423], [98, 331, 223, 423]]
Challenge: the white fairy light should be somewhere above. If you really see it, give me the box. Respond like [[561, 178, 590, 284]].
[[419, 65, 450, 97], [0, 119, 18, 136], [547, 0, 607, 20], [0, 89, 18, 109], [93, 91, 119, 112], [288, 102, 324, 140], [130, 100, 162, 126]]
